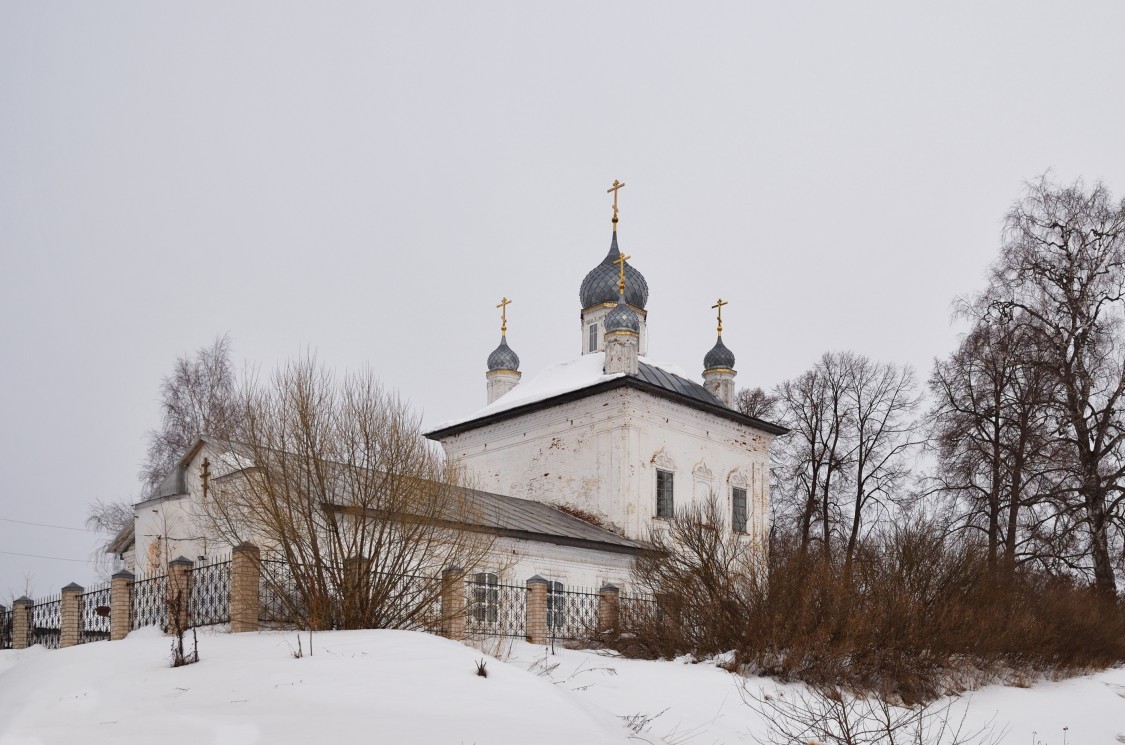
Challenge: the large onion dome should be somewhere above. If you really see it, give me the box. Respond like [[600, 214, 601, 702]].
[[579, 232, 649, 309], [703, 336, 735, 371], [605, 296, 640, 334], [487, 336, 520, 372]]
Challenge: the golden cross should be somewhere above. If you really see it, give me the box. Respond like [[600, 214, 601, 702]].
[[607, 179, 625, 227], [496, 297, 512, 334], [613, 252, 632, 295], [712, 298, 728, 335]]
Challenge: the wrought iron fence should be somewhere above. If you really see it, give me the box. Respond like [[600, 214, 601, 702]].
[[0, 606, 12, 650], [132, 574, 168, 631], [548, 588, 600, 641], [190, 556, 232, 626], [79, 583, 112, 644], [619, 593, 660, 627], [30, 595, 61, 649], [464, 576, 526, 638], [259, 558, 305, 626]]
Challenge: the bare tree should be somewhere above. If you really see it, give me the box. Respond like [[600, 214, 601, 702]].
[[984, 176, 1125, 593], [774, 353, 852, 558], [842, 355, 922, 564], [736, 386, 780, 421], [200, 356, 496, 630], [928, 318, 1063, 569], [141, 334, 237, 496]]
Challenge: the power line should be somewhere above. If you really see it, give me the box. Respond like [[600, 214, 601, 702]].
[[0, 549, 97, 564], [0, 516, 103, 533]]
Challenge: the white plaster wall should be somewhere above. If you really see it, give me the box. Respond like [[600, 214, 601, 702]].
[[581, 303, 649, 356], [132, 442, 233, 576], [437, 387, 775, 546], [481, 537, 636, 594]]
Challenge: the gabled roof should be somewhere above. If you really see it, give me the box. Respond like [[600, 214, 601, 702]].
[[426, 352, 787, 439]]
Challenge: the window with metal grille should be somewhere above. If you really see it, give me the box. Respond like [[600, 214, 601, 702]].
[[732, 486, 748, 533], [546, 581, 565, 630], [588, 323, 598, 352], [472, 572, 499, 624], [656, 469, 674, 518]]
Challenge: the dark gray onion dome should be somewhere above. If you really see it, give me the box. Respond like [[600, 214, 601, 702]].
[[579, 232, 649, 309], [704, 336, 735, 370], [487, 335, 520, 372], [605, 296, 640, 334]]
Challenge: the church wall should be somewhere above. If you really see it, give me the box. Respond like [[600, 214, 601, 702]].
[[482, 537, 635, 594], [438, 388, 776, 545]]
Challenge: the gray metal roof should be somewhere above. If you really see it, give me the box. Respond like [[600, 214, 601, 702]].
[[636, 360, 725, 407], [703, 335, 736, 371], [454, 485, 645, 552], [486, 335, 520, 372], [579, 232, 649, 309]]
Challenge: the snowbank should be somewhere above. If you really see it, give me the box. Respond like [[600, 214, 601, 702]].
[[1, 628, 1123, 744]]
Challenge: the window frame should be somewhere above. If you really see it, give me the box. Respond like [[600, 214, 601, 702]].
[[731, 486, 748, 533], [656, 468, 674, 518], [546, 580, 565, 631], [472, 572, 499, 625], [588, 323, 598, 353]]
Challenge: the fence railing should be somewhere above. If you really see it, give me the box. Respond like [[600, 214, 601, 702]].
[[465, 579, 526, 638], [29, 595, 62, 650], [548, 588, 600, 641], [190, 556, 232, 626], [132, 575, 168, 631], [79, 583, 112, 644], [7, 552, 630, 651], [0, 607, 12, 650]]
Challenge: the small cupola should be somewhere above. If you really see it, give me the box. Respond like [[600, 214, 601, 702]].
[[485, 297, 521, 404], [603, 246, 641, 376], [702, 298, 737, 408]]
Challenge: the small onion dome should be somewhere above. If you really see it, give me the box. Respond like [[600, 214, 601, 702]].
[[579, 232, 649, 310], [605, 296, 640, 334], [703, 336, 735, 371], [487, 335, 520, 372]]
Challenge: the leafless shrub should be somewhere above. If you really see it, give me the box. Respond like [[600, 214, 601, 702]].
[[743, 685, 1004, 745], [608, 505, 1125, 703]]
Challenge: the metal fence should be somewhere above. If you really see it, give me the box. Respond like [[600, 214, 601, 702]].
[[132, 574, 168, 631], [548, 587, 601, 641], [0, 606, 12, 650], [190, 556, 232, 626], [79, 583, 112, 644], [29, 595, 62, 649], [465, 576, 526, 638]]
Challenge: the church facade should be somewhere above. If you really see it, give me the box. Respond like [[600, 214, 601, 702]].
[[121, 188, 784, 598]]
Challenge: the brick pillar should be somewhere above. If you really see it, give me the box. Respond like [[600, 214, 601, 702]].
[[167, 556, 194, 635], [230, 543, 260, 633], [525, 576, 549, 645], [12, 597, 31, 649], [110, 570, 134, 640], [60, 583, 84, 648], [440, 566, 465, 641], [597, 583, 620, 634]]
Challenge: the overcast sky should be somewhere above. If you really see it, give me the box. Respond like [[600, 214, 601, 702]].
[[2, 1, 1123, 597]]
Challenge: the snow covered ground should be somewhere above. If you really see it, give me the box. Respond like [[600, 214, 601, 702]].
[[0, 627, 1122, 744]]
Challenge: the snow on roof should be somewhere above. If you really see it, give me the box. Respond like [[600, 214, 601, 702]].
[[432, 352, 702, 431]]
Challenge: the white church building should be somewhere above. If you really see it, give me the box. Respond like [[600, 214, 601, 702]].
[[121, 191, 785, 595]]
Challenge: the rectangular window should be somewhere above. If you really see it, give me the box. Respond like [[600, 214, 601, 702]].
[[546, 581, 565, 631], [472, 572, 499, 625], [732, 487, 748, 533], [588, 323, 598, 353], [656, 469, 674, 518]]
